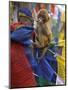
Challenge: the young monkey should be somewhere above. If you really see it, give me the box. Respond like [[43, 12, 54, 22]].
[[34, 9, 52, 60]]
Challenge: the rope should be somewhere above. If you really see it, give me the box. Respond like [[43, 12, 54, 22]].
[[48, 49, 65, 60]]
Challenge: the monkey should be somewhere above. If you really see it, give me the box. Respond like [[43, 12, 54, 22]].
[[33, 9, 52, 60]]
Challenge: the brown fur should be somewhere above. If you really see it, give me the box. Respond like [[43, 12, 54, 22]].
[[34, 9, 52, 60]]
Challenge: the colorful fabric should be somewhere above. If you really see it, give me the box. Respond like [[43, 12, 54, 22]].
[[11, 23, 57, 85], [18, 7, 32, 17], [11, 41, 37, 88]]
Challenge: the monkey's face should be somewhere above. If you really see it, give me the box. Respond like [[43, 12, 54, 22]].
[[37, 9, 49, 24]]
